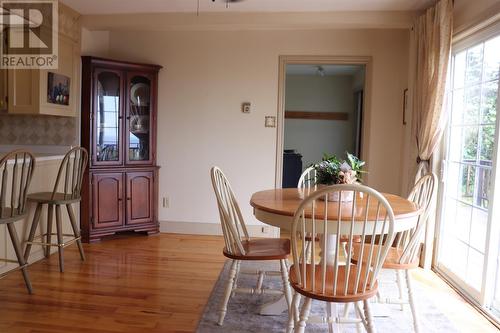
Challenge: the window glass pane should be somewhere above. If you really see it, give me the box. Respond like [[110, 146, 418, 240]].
[[449, 127, 462, 161], [464, 85, 481, 124], [479, 125, 495, 162], [455, 201, 472, 243], [443, 198, 458, 225], [466, 248, 484, 291], [461, 127, 478, 161], [465, 44, 484, 86], [446, 162, 460, 197], [495, 245, 500, 310], [454, 51, 466, 88], [470, 207, 488, 253], [451, 88, 465, 124], [483, 35, 500, 82], [450, 238, 468, 278], [459, 164, 475, 203], [476, 165, 492, 209], [481, 80, 498, 125]]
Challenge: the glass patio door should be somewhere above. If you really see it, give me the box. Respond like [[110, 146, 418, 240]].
[[437, 29, 500, 317]]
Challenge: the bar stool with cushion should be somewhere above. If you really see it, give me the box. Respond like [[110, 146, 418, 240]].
[[210, 166, 292, 325], [351, 173, 437, 333], [0, 150, 36, 293], [24, 147, 88, 273]]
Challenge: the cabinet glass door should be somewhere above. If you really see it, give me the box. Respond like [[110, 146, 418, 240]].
[[94, 70, 122, 165], [126, 74, 153, 164]]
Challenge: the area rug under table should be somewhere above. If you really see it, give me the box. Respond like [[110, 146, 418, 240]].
[[196, 260, 460, 332]]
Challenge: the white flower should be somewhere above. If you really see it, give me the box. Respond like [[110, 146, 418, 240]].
[[340, 161, 351, 173]]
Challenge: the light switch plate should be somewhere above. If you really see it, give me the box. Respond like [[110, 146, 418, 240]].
[[265, 116, 276, 128], [242, 102, 251, 113]]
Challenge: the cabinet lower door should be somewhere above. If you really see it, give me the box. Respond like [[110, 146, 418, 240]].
[[126, 171, 154, 225], [92, 173, 124, 229]]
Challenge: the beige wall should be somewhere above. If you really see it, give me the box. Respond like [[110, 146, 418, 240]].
[[82, 27, 410, 230], [81, 28, 110, 57], [454, 0, 500, 33], [284, 74, 356, 168]]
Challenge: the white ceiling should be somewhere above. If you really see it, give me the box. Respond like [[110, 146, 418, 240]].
[[286, 65, 364, 76], [61, 0, 434, 15]]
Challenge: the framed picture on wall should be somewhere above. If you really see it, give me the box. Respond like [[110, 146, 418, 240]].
[[47, 72, 70, 106]]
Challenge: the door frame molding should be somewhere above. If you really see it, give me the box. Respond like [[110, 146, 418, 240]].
[[275, 55, 373, 188]]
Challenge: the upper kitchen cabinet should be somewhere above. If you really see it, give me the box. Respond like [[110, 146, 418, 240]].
[[6, 3, 80, 117]]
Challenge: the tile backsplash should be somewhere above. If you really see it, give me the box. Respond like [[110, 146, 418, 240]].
[[0, 114, 77, 146]]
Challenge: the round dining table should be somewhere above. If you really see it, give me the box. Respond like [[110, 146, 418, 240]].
[[249, 187, 422, 315]]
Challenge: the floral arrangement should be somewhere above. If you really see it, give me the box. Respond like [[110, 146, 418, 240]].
[[312, 152, 365, 185]]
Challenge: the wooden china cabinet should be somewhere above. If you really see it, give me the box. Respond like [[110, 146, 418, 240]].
[[80, 57, 162, 242]]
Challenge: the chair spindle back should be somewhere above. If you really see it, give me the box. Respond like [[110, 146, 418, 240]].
[[297, 166, 316, 189], [0, 150, 36, 219], [291, 184, 395, 297], [52, 147, 88, 201], [210, 167, 250, 256], [395, 173, 437, 265]]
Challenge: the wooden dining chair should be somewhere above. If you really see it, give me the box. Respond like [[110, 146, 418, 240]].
[[0, 150, 36, 293], [297, 167, 317, 261], [352, 173, 437, 333], [297, 166, 316, 189], [210, 166, 292, 325], [287, 184, 395, 333], [24, 147, 88, 273]]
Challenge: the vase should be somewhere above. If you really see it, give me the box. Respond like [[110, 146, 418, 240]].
[[316, 185, 355, 202]]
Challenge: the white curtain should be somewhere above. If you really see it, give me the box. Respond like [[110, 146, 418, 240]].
[[412, 0, 453, 182]]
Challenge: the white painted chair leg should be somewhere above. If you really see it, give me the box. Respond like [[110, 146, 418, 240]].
[[406, 270, 420, 333], [354, 302, 366, 333], [363, 299, 376, 333], [342, 303, 350, 318], [217, 260, 238, 326], [233, 260, 241, 291], [280, 259, 293, 310], [354, 302, 363, 333], [339, 303, 354, 332], [396, 269, 405, 311], [326, 302, 335, 333], [295, 297, 312, 333], [287, 293, 299, 333], [294, 294, 302, 325]]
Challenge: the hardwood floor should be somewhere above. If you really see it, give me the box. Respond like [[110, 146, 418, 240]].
[[0, 233, 497, 333], [0, 233, 226, 333]]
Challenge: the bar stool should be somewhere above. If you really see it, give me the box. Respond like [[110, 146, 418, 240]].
[[0, 150, 36, 293], [24, 147, 88, 273]]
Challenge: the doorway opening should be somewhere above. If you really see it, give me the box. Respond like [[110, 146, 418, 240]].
[[279, 62, 366, 188]]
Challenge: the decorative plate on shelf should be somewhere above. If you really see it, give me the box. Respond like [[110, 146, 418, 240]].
[[130, 83, 150, 106]]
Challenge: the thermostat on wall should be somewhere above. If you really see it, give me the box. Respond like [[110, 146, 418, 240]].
[[242, 102, 251, 113]]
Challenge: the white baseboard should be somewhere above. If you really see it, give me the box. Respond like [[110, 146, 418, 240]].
[[159, 220, 280, 238]]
